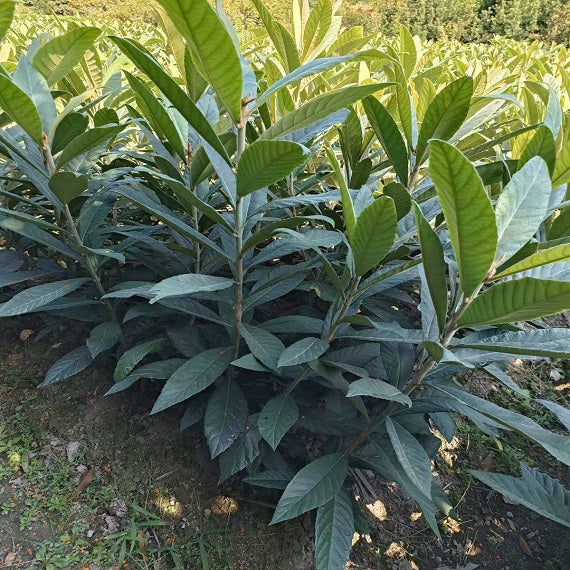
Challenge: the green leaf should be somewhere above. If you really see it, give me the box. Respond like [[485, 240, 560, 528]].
[[0, 278, 89, 317], [0, 74, 43, 144], [383, 182, 411, 220], [413, 203, 447, 332], [454, 328, 570, 359], [493, 244, 570, 280], [277, 337, 330, 368], [110, 36, 230, 164], [536, 400, 570, 431], [124, 71, 186, 161], [362, 96, 408, 184], [0, 0, 15, 44], [386, 418, 432, 499], [244, 470, 293, 489], [429, 140, 497, 296], [315, 487, 355, 570], [470, 465, 569, 528], [518, 125, 556, 176], [416, 77, 473, 163], [495, 157, 551, 261], [33, 27, 101, 85], [346, 377, 411, 407], [151, 348, 233, 414], [52, 112, 88, 154], [218, 426, 261, 482], [237, 140, 310, 196], [48, 172, 88, 204], [86, 321, 122, 359], [260, 84, 387, 141], [114, 339, 164, 382], [41, 346, 93, 387], [204, 380, 248, 458], [148, 274, 234, 304], [457, 278, 570, 327], [259, 394, 299, 451], [326, 148, 355, 236], [156, 0, 243, 123], [237, 323, 285, 371], [351, 196, 397, 276], [56, 125, 123, 167], [107, 359, 186, 396], [271, 453, 348, 524], [552, 139, 570, 187]]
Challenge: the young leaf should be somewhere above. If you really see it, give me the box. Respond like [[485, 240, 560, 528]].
[[237, 140, 310, 196], [32, 27, 102, 85], [156, 0, 243, 123], [277, 337, 330, 368], [326, 147, 355, 236], [470, 465, 570, 527], [314, 487, 355, 570], [351, 196, 397, 276], [362, 96, 408, 184], [429, 140, 497, 296], [152, 348, 233, 414], [346, 377, 411, 407], [386, 418, 432, 499], [0, 278, 89, 317], [49, 172, 88, 204], [271, 453, 348, 524], [413, 203, 447, 332], [493, 244, 570, 280], [495, 157, 551, 261], [41, 346, 93, 387], [416, 77, 473, 163], [86, 321, 122, 359], [148, 274, 234, 304], [457, 278, 570, 327], [259, 394, 299, 450], [0, 75, 43, 145], [204, 380, 248, 458]]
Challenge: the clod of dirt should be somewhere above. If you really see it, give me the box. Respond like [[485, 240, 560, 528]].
[[3, 552, 17, 566]]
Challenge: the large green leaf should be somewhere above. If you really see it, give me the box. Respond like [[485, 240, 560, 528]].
[[457, 278, 570, 327], [277, 337, 330, 368], [0, 74, 43, 144], [351, 197, 397, 276], [237, 140, 310, 196], [33, 27, 101, 85], [362, 96, 408, 183], [326, 148, 355, 235], [346, 377, 411, 407], [271, 453, 348, 524], [260, 84, 386, 141], [0, 278, 89, 317], [110, 36, 230, 164], [386, 418, 432, 498], [148, 274, 234, 304], [55, 125, 124, 167], [156, 0, 243, 123], [0, 0, 15, 43], [518, 125, 556, 176], [495, 157, 551, 261], [552, 139, 570, 187], [151, 347, 233, 414], [429, 140, 497, 296], [470, 465, 570, 528], [258, 394, 299, 450], [204, 380, 248, 458], [49, 172, 88, 204], [416, 77, 473, 163], [218, 425, 261, 482], [238, 323, 285, 371], [413, 204, 447, 332], [454, 328, 570, 359], [315, 487, 355, 570], [86, 321, 122, 359], [114, 339, 165, 382], [493, 244, 570, 280]]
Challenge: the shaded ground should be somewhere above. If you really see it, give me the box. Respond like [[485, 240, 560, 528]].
[[0, 318, 568, 570]]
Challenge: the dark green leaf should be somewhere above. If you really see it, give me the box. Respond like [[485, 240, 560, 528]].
[[277, 337, 330, 368], [259, 394, 298, 450]]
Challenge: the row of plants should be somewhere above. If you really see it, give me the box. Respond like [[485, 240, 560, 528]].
[[1, 0, 569, 567]]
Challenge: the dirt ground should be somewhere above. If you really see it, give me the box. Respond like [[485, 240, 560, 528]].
[[0, 317, 568, 570]]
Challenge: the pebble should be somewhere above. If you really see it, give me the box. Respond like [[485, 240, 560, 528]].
[[66, 441, 81, 462], [506, 511, 513, 518]]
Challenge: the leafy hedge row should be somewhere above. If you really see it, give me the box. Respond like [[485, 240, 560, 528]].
[[1, 1, 570, 568]]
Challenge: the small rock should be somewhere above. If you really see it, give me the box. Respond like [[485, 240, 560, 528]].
[[86, 529, 95, 538], [66, 441, 81, 462], [76, 464, 88, 473], [506, 511, 513, 518], [204, 508, 211, 517], [110, 498, 128, 518]]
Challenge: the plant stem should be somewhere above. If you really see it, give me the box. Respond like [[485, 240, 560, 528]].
[[232, 124, 247, 359], [325, 275, 361, 343]]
